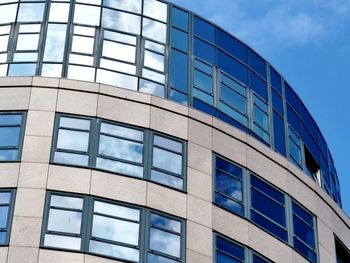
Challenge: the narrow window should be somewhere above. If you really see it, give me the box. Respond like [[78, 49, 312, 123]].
[[214, 156, 244, 216], [304, 146, 321, 185], [335, 237, 350, 263], [0, 190, 15, 245], [291, 201, 317, 263], [250, 175, 288, 242]]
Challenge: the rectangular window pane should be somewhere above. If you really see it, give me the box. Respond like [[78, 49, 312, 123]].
[[152, 147, 182, 175], [0, 127, 20, 147], [8, 63, 36, 76], [94, 201, 140, 221], [44, 234, 81, 250], [74, 4, 100, 26], [104, 0, 141, 14], [142, 18, 166, 43], [17, 3, 45, 22], [144, 50, 164, 72], [89, 240, 139, 262], [150, 228, 180, 258], [49, 3, 70, 22], [102, 8, 141, 34], [0, 4, 17, 24], [143, 0, 167, 22], [154, 135, 182, 153], [101, 123, 143, 141], [16, 34, 39, 51], [96, 157, 143, 178], [51, 195, 83, 210], [170, 49, 188, 93], [96, 68, 138, 90], [44, 24, 67, 62], [103, 40, 135, 63], [47, 209, 82, 234], [57, 129, 89, 152]]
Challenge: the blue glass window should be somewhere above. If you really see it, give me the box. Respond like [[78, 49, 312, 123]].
[[250, 176, 288, 242], [171, 7, 188, 32], [171, 28, 188, 53], [215, 235, 245, 262], [214, 156, 244, 216], [302, 123, 319, 164], [317, 130, 328, 159], [253, 254, 270, 263], [217, 29, 247, 63], [285, 82, 299, 113], [287, 105, 300, 135], [170, 49, 188, 94], [300, 102, 317, 136], [292, 201, 317, 263], [219, 72, 248, 127], [0, 190, 14, 245], [193, 16, 215, 43], [250, 71, 267, 100], [218, 50, 248, 85], [249, 49, 266, 79], [289, 127, 302, 166], [273, 112, 286, 156], [0, 113, 25, 161], [272, 89, 283, 115], [270, 67, 282, 94], [169, 89, 188, 105], [252, 95, 270, 144], [193, 38, 215, 65]]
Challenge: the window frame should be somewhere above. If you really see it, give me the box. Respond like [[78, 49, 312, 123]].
[[41, 191, 186, 263], [0, 111, 26, 162], [0, 188, 16, 246], [51, 113, 187, 191]]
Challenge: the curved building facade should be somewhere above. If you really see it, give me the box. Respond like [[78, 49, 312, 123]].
[[0, 1, 348, 263]]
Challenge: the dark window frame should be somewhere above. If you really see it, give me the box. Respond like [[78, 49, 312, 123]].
[[51, 113, 187, 191], [0, 188, 16, 246]]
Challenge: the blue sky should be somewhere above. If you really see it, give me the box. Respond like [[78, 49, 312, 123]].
[[170, 0, 350, 215]]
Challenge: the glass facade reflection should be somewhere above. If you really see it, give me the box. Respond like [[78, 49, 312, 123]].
[[42, 192, 185, 263], [0, 0, 341, 206]]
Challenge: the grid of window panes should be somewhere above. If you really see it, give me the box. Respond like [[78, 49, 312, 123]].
[[52, 114, 186, 190], [0, 112, 25, 161], [42, 192, 185, 263], [215, 234, 271, 263], [0, 190, 15, 245], [213, 155, 318, 262], [0, 0, 341, 206]]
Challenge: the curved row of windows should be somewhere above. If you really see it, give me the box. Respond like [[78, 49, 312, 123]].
[[0, 0, 341, 206], [214, 155, 318, 263], [41, 191, 185, 263]]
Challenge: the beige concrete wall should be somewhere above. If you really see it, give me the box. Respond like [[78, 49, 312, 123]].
[[0, 76, 348, 263]]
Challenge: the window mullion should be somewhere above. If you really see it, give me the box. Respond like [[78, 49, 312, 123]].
[[89, 118, 99, 168]]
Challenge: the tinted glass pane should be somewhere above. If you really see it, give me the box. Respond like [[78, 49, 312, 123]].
[[102, 8, 141, 34], [215, 193, 244, 215], [217, 29, 247, 63], [89, 240, 139, 262], [216, 236, 244, 260], [148, 253, 178, 263], [292, 202, 313, 226], [8, 63, 36, 76], [104, 0, 141, 13], [99, 135, 143, 163], [60, 117, 90, 130], [74, 4, 100, 26], [251, 176, 285, 204], [273, 112, 286, 156], [150, 213, 181, 233], [153, 148, 182, 175], [143, 18, 166, 43], [300, 102, 317, 136], [139, 79, 165, 97], [221, 73, 246, 95], [249, 49, 266, 78], [0, 207, 8, 228], [94, 201, 139, 221], [216, 252, 241, 263], [216, 158, 242, 179], [251, 71, 267, 100], [218, 51, 248, 85], [287, 105, 300, 134], [92, 215, 139, 245], [151, 170, 183, 189], [44, 234, 81, 250], [96, 69, 138, 90], [293, 237, 317, 263], [96, 157, 143, 177], [51, 195, 83, 210], [171, 27, 188, 52], [18, 3, 45, 22], [251, 211, 288, 241], [193, 16, 215, 43], [193, 88, 214, 105], [0, 127, 20, 146], [150, 228, 180, 257], [216, 171, 242, 201], [270, 67, 282, 93], [154, 135, 182, 153], [0, 192, 11, 204], [194, 38, 215, 65], [253, 254, 269, 263], [144, 50, 164, 72], [143, 0, 167, 22], [170, 49, 188, 93], [54, 152, 89, 166], [253, 106, 269, 131], [47, 209, 82, 234], [101, 123, 143, 141], [251, 189, 286, 226], [294, 217, 315, 249], [0, 232, 6, 245], [221, 84, 247, 114], [285, 83, 299, 113], [272, 89, 283, 114], [219, 103, 248, 127], [171, 7, 188, 31], [57, 130, 89, 152], [194, 70, 212, 93], [194, 59, 212, 75]]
